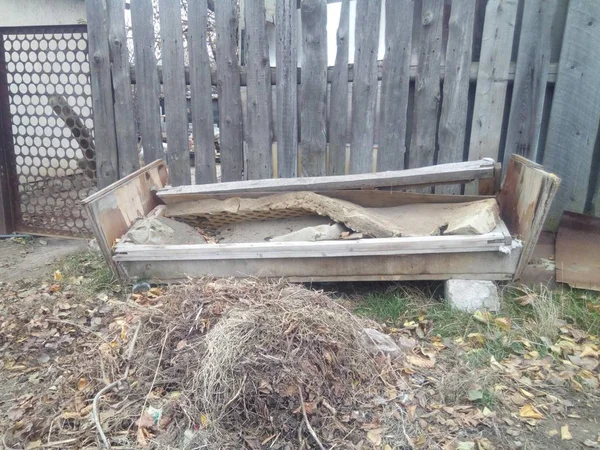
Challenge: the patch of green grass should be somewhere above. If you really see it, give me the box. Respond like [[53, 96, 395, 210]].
[[56, 250, 119, 295], [354, 292, 410, 322]]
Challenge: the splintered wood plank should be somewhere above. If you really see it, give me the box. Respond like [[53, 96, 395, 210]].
[[157, 159, 497, 202], [188, 0, 217, 184], [82, 160, 169, 279], [497, 155, 561, 279], [378, 0, 414, 172], [130, 0, 163, 165], [300, 0, 328, 176], [86, 0, 119, 188], [349, 0, 382, 174], [215, 0, 244, 181], [409, 0, 443, 169], [543, 0, 600, 228], [503, 0, 556, 170], [245, 0, 273, 179], [436, 0, 475, 194], [106, 0, 139, 177], [158, 0, 190, 186], [328, 0, 350, 176], [468, 0, 518, 163], [275, 0, 298, 178]]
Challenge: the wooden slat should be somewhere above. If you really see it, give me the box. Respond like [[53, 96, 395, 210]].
[[378, 0, 413, 173], [157, 159, 497, 202], [275, 0, 298, 178], [86, 0, 119, 188], [468, 0, 518, 163], [115, 227, 508, 261], [107, 0, 139, 177], [349, 0, 382, 174], [503, 0, 556, 169], [158, 0, 190, 186], [245, 0, 273, 180], [328, 0, 350, 176], [436, 0, 475, 194], [188, 0, 217, 184], [542, 0, 600, 228], [409, 0, 443, 169], [115, 250, 520, 283], [215, 0, 244, 181], [300, 0, 328, 176], [130, 0, 163, 165]]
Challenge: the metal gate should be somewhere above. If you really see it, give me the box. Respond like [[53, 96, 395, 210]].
[[0, 25, 96, 237]]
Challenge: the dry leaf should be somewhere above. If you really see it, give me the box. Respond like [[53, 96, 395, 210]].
[[406, 354, 435, 368], [367, 429, 383, 446], [77, 378, 88, 391], [561, 425, 572, 440], [53, 270, 63, 282], [25, 440, 41, 450], [583, 439, 600, 448], [175, 340, 187, 351], [519, 404, 544, 420], [467, 332, 486, 347], [473, 310, 493, 324], [494, 317, 511, 331], [548, 429, 559, 437]]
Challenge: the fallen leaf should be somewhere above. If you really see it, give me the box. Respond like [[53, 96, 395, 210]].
[[561, 425, 572, 440], [548, 429, 559, 437], [367, 429, 383, 446], [467, 332, 486, 347], [468, 390, 483, 401], [77, 378, 88, 391], [519, 404, 544, 420], [473, 310, 493, 324], [583, 439, 600, 448], [49, 283, 61, 293], [53, 270, 63, 282], [175, 340, 187, 351], [7, 407, 25, 421], [25, 440, 41, 450], [456, 442, 475, 450], [494, 317, 511, 331], [406, 354, 435, 368]]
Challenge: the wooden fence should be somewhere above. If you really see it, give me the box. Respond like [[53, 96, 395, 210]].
[[86, 0, 600, 229]]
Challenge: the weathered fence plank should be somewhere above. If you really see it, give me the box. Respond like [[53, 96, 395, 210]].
[[158, 0, 190, 186], [328, 0, 350, 176], [300, 0, 328, 177], [543, 0, 600, 227], [409, 0, 443, 169], [130, 0, 162, 165], [276, 0, 298, 178], [349, 0, 382, 174], [468, 0, 518, 163], [245, 0, 273, 179], [107, 0, 138, 177], [504, 0, 556, 171], [378, 0, 414, 172], [215, 0, 244, 181], [188, 0, 217, 184], [86, 0, 119, 188], [436, 0, 475, 194]]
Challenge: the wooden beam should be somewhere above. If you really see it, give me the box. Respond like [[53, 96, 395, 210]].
[[0, 33, 15, 234], [129, 62, 560, 87], [157, 159, 497, 202]]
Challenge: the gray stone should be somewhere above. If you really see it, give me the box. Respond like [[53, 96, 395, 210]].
[[445, 279, 500, 312]]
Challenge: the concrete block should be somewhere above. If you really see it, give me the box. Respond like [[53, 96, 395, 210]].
[[445, 279, 500, 312]]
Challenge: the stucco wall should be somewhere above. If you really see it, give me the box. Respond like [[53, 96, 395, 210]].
[[0, 0, 86, 27]]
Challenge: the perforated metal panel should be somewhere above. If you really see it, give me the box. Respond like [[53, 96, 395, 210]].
[[2, 26, 96, 237]]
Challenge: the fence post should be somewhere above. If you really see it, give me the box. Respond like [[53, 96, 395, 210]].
[[86, 0, 119, 188], [0, 33, 15, 234]]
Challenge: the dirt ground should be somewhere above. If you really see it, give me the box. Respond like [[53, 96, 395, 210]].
[[0, 238, 599, 449], [0, 237, 87, 283]]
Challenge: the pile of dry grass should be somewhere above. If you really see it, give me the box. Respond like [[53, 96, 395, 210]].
[[116, 279, 398, 449]]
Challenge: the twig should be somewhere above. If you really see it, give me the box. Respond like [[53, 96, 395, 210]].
[[222, 373, 247, 413], [297, 385, 326, 450], [92, 321, 142, 449], [138, 328, 171, 424]]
